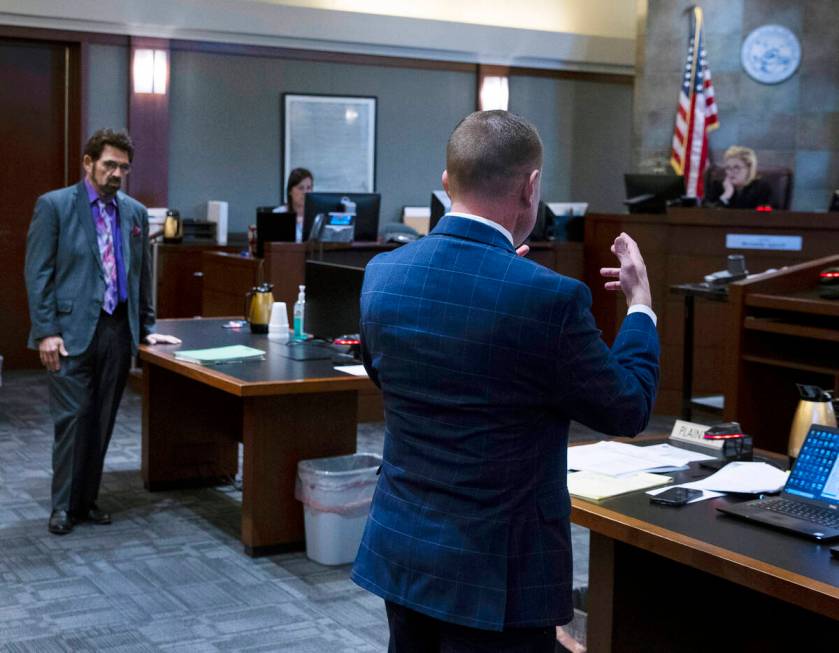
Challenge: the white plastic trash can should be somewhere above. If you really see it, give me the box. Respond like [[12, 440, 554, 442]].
[[295, 452, 382, 565]]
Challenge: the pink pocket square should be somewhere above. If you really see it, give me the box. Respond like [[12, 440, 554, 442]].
[[132, 225, 142, 237]]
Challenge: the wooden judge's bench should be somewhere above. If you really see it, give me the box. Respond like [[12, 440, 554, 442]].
[[583, 208, 839, 437]]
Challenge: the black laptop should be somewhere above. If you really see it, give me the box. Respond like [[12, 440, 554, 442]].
[[717, 424, 839, 540]]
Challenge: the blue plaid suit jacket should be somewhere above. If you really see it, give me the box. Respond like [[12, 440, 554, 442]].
[[351, 215, 659, 631]]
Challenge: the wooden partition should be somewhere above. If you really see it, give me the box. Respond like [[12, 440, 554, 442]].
[[260, 240, 583, 324], [201, 251, 261, 317], [155, 243, 238, 318], [723, 255, 839, 453], [585, 209, 839, 415]]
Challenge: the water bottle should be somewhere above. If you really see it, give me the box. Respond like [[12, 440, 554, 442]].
[[293, 285, 306, 340]]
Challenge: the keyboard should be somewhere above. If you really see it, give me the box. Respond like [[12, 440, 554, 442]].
[[761, 498, 839, 528]]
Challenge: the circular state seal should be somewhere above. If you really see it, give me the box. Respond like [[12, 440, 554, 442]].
[[741, 24, 801, 85]]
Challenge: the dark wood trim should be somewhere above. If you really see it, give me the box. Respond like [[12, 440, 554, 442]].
[[78, 40, 90, 144], [478, 64, 511, 78], [129, 36, 170, 50], [138, 345, 371, 397], [127, 36, 170, 207], [67, 42, 83, 172], [586, 533, 616, 653], [0, 24, 129, 46], [509, 66, 634, 84], [169, 38, 478, 73]]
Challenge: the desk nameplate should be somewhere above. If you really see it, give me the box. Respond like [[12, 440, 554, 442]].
[[726, 233, 802, 251], [669, 419, 723, 450]]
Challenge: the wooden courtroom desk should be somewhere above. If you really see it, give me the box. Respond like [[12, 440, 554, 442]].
[[139, 318, 372, 556], [199, 240, 582, 424], [584, 209, 839, 415], [572, 447, 839, 652]]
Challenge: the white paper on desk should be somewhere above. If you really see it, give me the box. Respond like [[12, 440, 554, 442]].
[[334, 364, 368, 377], [640, 443, 715, 467], [690, 461, 789, 494], [567, 441, 710, 476], [647, 482, 724, 503]]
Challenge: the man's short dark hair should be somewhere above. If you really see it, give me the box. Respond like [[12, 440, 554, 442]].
[[446, 111, 543, 198], [84, 129, 134, 162]]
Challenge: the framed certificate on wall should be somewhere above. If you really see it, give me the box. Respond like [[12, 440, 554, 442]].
[[283, 93, 377, 193]]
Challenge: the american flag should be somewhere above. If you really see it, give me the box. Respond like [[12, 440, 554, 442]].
[[670, 6, 719, 198]]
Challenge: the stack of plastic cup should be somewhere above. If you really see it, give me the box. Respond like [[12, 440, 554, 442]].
[[268, 302, 290, 343]]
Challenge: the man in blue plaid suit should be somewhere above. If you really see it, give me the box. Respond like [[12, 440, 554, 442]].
[[352, 111, 659, 652]]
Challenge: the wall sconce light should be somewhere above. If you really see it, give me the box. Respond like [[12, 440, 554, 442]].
[[133, 49, 168, 95], [479, 75, 509, 111]]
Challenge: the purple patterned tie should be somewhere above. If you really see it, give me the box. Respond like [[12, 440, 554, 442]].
[[96, 201, 118, 314]]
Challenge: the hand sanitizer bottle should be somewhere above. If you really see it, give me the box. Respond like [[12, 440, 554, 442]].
[[293, 285, 306, 340]]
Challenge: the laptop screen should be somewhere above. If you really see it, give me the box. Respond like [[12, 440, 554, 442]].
[[785, 425, 839, 503]]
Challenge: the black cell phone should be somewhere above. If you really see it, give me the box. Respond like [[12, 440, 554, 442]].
[[649, 487, 703, 506]]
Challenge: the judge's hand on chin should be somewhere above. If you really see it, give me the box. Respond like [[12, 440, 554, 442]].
[[144, 333, 182, 345]]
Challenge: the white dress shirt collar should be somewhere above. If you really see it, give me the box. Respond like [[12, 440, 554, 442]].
[[446, 212, 514, 246]]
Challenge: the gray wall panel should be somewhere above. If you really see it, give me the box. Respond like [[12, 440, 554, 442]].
[[85, 44, 128, 139], [571, 80, 633, 213], [510, 76, 575, 205], [511, 75, 632, 213], [168, 50, 475, 232]]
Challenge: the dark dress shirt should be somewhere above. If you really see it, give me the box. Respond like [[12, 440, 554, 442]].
[[706, 178, 774, 209]]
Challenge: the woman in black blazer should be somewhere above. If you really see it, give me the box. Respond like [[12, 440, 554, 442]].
[[706, 145, 774, 209]]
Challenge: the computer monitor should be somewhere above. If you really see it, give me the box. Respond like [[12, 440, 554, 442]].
[[303, 192, 380, 242], [545, 202, 588, 242], [623, 174, 685, 214], [256, 208, 296, 257], [304, 260, 365, 340], [527, 201, 551, 241], [429, 190, 451, 232]]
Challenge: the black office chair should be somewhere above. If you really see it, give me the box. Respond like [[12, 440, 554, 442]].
[[379, 222, 420, 244], [705, 165, 794, 209]]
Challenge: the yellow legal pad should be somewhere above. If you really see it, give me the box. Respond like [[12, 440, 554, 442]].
[[567, 470, 671, 501]]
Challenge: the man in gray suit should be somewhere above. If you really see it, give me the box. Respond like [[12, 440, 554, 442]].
[[25, 128, 180, 535]]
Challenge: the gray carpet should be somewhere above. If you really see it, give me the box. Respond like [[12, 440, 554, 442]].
[[0, 370, 675, 651]]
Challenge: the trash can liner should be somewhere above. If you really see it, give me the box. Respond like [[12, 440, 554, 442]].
[[295, 452, 382, 515]]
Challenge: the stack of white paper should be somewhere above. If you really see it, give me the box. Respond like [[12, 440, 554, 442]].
[[690, 461, 789, 494], [568, 441, 713, 476]]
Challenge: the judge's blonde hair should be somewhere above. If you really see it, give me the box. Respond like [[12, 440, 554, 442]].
[[724, 146, 758, 185]]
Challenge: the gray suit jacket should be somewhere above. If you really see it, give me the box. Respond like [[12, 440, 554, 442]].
[[25, 181, 155, 356]]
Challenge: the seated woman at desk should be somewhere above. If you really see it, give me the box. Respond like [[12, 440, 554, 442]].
[[274, 167, 313, 242], [705, 146, 774, 209]]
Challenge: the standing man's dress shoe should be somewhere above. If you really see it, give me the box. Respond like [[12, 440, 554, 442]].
[[86, 504, 111, 525], [48, 510, 75, 535], [72, 504, 112, 525]]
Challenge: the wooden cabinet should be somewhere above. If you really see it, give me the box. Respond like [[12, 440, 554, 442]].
[[724, 255, 839, 453], [154, 243, 238, 318], [201, 251, 261, 317]]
